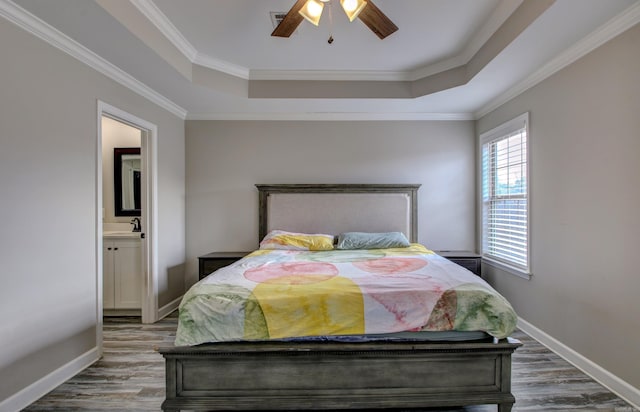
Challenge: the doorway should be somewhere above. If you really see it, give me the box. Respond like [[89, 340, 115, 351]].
[[102, 118, 141, 315], [97, 101, 158, 354]]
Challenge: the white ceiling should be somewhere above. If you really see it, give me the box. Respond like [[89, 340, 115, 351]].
[[6, 0, 639, 120], [153, 0, 502, 73]]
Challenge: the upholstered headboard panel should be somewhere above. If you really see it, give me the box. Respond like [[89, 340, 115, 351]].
[[256, 184, 420, 242]]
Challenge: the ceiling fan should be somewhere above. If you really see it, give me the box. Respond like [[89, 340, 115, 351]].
[[272, 0, 398, 40]]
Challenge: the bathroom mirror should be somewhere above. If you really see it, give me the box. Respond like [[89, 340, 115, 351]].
[[114, 147, 141, 216]]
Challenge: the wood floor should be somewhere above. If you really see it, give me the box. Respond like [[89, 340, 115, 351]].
[[23, 314, 637, 412]]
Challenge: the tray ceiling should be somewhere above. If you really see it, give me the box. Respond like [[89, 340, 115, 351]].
[[6, 0, 639, 119]]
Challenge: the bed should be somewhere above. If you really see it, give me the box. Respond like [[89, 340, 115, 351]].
[[159, 184, 521, 412]]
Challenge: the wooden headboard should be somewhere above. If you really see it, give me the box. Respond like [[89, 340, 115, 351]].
[[256, 184, 420, 242]]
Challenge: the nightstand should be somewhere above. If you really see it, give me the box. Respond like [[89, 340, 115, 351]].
[[436, 251, 482, 277], [198, 251, 251, 280]]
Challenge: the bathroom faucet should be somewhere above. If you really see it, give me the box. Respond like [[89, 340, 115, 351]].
[[131, 217, 141, 232]]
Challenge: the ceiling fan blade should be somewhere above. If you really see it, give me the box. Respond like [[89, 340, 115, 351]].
[[271, 0, 307, 38], [358, 0, 398, 39]]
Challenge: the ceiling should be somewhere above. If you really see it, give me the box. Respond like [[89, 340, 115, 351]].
[[5, 0, 639, 120]]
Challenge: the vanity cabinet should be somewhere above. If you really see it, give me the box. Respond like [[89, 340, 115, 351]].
[[103, 238, 142, 309]]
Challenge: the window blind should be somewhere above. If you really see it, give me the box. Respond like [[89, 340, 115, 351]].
[[481, 113, 529, 272]]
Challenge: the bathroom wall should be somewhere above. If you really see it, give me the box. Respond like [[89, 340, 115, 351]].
[[102, 116, 141, 225]]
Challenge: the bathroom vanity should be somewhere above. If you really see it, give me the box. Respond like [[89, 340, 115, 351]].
[[103, 232, 142, 311]]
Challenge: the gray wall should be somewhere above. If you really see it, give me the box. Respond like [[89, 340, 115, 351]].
[[0, 18, 185, 404], [185, 120, 476, 286], [477, 23, 640, 388]]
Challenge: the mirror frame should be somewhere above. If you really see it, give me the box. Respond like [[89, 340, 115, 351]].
[[114, 147, 141, 217]]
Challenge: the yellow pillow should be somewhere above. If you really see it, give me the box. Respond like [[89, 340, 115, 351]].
[[259, 230, 334, 251]]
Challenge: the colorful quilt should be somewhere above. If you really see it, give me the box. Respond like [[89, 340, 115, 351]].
[[175, 244, 517, 346]]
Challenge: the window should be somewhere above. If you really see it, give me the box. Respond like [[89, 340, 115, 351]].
[[481, 113, 530, 277]]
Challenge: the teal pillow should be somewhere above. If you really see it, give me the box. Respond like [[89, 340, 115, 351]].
[[336, 232, 410, 250]]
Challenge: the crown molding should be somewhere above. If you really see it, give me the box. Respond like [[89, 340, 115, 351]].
[[130, 0, 198, 61], [475, 1, 640, 119], [134, 0, 521, 84], [132, 0, 250, 79], [409, 0, 523, 82], [193, 52, 251, 79], [6, 0, 635, 121], [195, 0, 522, 83], [462, 0, 525, 63], [0, 0, 187, 119], [247, 0, 529, 84], [186, 112, 474, 121], [249, 69, 411, 82], [129, 0, 252, 81], [130, 0, 415, 82]]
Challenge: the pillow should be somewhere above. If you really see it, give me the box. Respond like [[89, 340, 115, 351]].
[[336, 231, 410, 250], [259, 230, 334, 251]]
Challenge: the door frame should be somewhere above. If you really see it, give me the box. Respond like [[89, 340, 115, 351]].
[[96, 101, 158, 352]]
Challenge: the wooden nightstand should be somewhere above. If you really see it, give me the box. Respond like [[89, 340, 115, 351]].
[[436, 251, 482, 277], [198, 251, 251, 280]]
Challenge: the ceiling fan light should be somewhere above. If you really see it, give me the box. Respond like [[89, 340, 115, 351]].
[[340, 0, 367, 22], [299, 0, 324, 26]]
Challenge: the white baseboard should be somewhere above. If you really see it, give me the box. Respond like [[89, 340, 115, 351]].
[[0, 347, 99, 412], [517, 317, 640, 410], [157, 294, 182, 320]]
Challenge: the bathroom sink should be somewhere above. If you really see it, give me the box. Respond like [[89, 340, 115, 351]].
[[104, 231, 140, 238]]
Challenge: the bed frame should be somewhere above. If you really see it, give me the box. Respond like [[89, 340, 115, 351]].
[[159, 184, 521, 412]]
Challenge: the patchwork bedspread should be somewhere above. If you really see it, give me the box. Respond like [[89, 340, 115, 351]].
[[175, 245, 517, 346]]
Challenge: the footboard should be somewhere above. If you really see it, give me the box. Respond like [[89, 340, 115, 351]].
[[159, 338, 521, 412]]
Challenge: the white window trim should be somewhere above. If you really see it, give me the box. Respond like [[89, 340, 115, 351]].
[[480, 112, 532, 279], [483, 256, 532, 280]]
